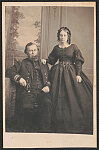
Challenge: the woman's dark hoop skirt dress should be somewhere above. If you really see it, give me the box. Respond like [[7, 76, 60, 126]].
[[48, 44, 93, 134]]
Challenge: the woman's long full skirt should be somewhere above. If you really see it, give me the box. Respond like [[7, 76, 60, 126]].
[[50, 64, 93, 134]]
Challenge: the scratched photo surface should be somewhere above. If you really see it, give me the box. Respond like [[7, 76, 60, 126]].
[[3, 2, 97, 148]]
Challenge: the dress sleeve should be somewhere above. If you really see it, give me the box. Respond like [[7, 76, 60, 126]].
[[47, 46, 58, 65], [73, 44, 84, 75], [5, 61, 22, 82]]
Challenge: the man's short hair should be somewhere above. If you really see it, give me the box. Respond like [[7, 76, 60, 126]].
[[24, 42, 39, 54]]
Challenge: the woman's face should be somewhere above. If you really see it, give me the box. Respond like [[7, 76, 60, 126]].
[[59, 30, 68, 43], [26, 44, 38, 59]]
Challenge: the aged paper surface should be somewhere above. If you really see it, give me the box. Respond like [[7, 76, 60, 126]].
[[2, 2, 97, 148]]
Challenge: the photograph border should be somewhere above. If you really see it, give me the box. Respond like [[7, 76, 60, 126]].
[[2, 1, 97, 148]]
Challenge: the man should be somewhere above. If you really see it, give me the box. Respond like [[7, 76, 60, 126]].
[[6, 42, 52, 132]]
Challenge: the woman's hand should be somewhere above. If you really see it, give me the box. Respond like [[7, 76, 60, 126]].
[[19, 78, 27, 86], [41, 59, 46, 64], [42, 86, 50, 93], [76, 75, 82, 83]]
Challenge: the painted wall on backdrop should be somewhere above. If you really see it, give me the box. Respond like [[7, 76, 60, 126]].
[[5, 6, 41, 70]]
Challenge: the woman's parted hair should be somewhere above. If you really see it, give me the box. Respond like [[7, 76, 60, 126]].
[[24, 42, 39, 54], [57, 27, 71, 44]]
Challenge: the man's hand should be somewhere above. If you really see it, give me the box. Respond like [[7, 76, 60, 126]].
[[19, 78, 27, 86], [76, 75, 82, 83], [41, 59, 46, 65], [42, 86, 50, 93]]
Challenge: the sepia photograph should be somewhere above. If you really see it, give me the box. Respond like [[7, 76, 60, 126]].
[[2, 2, 96, 148]]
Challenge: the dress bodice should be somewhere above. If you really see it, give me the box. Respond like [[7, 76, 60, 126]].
[[55, 44, 74, 63], [47, 44, 84, 75], [48, 44, 84, 65]]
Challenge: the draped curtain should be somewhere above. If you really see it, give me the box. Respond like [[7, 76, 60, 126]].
[[40, 6, 63, 59]]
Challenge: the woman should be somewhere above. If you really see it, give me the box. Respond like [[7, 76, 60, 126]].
[[42, 27, 93, 134]]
